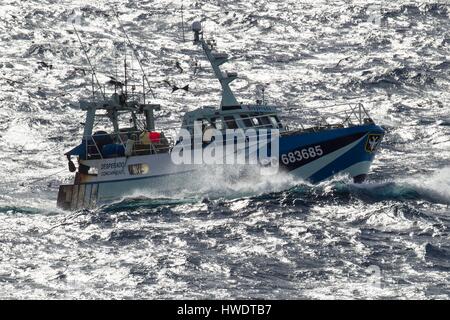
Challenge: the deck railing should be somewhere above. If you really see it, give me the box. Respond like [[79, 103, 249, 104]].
[[83, 130, 174, 160], [283, 102, 373, 132], [75, 102, 372, 160]]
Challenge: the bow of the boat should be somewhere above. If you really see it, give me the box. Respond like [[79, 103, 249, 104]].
[[279, 124, 385, 183]]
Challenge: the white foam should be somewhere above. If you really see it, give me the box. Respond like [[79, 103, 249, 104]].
[[401, 166, 450, 204], [124, 165, 305, 201]]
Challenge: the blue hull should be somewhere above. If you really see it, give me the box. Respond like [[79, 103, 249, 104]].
[[278, 124, 385, 183]]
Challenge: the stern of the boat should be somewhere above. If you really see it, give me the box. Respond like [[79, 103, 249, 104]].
[[57, 183, 98, 210]]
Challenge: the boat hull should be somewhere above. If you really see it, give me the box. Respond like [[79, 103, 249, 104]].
[[279, 123, 384, 183], [57, 124, 384, 209]]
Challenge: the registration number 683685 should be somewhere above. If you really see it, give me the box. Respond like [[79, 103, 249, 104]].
[[281, 145, 323, 165]]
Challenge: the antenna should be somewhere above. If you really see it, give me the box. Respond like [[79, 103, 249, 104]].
[[73, 24, 106, 100], [192, 21, 239, 109], [114, 48, 118, 94], [124, 47, 128, 99], [112, 7, 156, 99], [181, 3, 186, 42]]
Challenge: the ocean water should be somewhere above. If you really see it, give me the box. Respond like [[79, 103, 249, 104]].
[[0, 0, 449, 299]]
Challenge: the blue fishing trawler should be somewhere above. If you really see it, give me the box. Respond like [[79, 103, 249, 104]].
[[57, 21, 384, 210]]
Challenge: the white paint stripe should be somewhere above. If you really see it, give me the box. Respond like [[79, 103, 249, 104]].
[[290, 135, 367, 179]]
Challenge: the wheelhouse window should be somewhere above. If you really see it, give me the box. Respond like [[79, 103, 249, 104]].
[[269, 116, 279, 128], [224, 116, 238, 129], [128, 163, 149, 175], [259, 116, 271, 126], [240, 114, 253, 127], [251, 117, 259, 126], [273, 115, 283, 128], [199, 118, 212, 130], [211, 117, 224, 130]]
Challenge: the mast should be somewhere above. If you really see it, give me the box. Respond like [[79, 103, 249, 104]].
[[112, 7, 156, 99], [192, 21, 239, 109], [124, 51, 128, 99]]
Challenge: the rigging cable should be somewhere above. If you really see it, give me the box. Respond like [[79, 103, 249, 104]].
[[72, 24, 106, 100], [112, 7, 156, 99]]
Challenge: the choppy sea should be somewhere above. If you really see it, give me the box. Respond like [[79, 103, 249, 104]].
[[0, 0, 449, 299]]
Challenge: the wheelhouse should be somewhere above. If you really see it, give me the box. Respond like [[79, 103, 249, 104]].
[[181, 104, 284, 134], [66, 93, 171, 162]]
